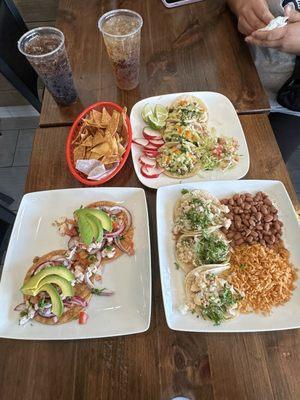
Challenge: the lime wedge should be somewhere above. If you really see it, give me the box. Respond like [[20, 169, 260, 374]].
[[154, 104, 168, 121], [148, 114, 166, 130], [141, 104, 153, 123]]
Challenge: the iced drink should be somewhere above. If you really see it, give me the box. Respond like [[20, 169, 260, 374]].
[[18, 27, 77, 106], [98, 10, 143, 91]]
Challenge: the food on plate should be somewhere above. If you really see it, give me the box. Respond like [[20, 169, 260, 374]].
[[141, 103, 168, 130], [72, 107, 128, 180], [173, 189, 231, 235], [55, 201, 134, 263], [184, 266, 243, 325], [134, 95, 241, 179], [156, 141, 201, 178], [220, 191, 283, 247], [175, 231, 229, 273], [15, 199, 134, 327], [198, 136, 239, 171], [228, 244, 296, 314], [163, 95, 209, 142], [17, 249, 92, 325], [173, 188, 297, 325]]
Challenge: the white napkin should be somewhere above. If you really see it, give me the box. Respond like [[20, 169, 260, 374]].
[[259, 16, 289, 31]]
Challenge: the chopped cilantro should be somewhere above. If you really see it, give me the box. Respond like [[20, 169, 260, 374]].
[[20, 310, 27, 317], [105, 245, 113, 252], [175, 262, 180, 270], [201, 284, 241, 326], [38, 298, 46, 309], [88, 255, 97, 263], [91, 288, 107, 295], [120, 236, 125, 241], [239, 264, 247, 270], [181, 189, 189, 194], [196, 233, 229, 264]]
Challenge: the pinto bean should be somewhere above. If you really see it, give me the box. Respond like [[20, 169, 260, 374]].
[[264, 214, 273, 223]]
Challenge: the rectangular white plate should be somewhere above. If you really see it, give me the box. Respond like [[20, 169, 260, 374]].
[[0, 188, 151, 340], [130, 92, 250, 189], [157, 180, 300, 333]]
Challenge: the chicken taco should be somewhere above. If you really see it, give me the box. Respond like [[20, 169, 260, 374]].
[[175, 231, 230, 274], [173, 189, 231, 235], [156, 141, 201, 179], [184, 265, 242, 325]]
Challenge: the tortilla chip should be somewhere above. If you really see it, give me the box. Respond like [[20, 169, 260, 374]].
[[81, 136, 93, 147], [73, 145, 86, 162], [85, 149, 92, 159], [101, 107, 111, 126], [103, 155, 120, 164], [91, 109, 103, 126], [118, 107, 128, 134], [106, 110, 120, 136], [93, 142, 110, 155], [92, 132, 105, 146], [108, 136, 119, 155], [89, 151, 102, 160], [117, 141, 126, 156]]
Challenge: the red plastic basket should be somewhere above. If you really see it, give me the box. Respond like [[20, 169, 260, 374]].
[[66, 101, 132, 186]]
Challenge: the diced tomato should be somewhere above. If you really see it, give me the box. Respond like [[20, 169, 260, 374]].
[[66, 227, 78, 237], [79, 311, 88, 325]]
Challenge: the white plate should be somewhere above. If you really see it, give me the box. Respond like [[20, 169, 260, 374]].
[[0, 188, 151, 340], [157, 180, 300, 333], [130, 91, 250, 189]]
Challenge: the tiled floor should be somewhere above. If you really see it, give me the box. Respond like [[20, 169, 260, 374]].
[[0, 117, 38, 211]]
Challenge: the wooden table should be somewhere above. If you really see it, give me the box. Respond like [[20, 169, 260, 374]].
[[39, 0, 269, 127], [0, 114, 299, 400]]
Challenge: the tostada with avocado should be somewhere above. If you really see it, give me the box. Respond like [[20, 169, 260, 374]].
[[16, 249, 93, 326], [54, 201, 134, 263]]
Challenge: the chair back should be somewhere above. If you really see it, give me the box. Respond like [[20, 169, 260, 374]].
[[0, 0, 41, 111]]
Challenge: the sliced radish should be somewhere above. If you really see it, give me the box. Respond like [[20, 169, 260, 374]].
[[143, 127, 162, 141], [140, 165, 164, 178], [133, 138, 149, 147], [144, 143, 158, 151], [149, 139, 165, 147], [139, 155, 156, 167], [143, 149, 158, 159]]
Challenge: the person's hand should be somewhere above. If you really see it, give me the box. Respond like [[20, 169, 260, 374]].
[[227, 0, 274, 35], [245, 7, 300, 55]]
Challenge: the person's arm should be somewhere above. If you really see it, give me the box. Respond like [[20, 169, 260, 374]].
[[245, 7, 300, 55], [227, 0, 274, 35]]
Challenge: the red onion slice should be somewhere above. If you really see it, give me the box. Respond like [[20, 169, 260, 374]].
[[105, 223, 125, 238], [68, 236, 80, 250], [31, 261, 55, 276], [114, 237, 132, 255], [65, 296, 88, 308], [101, 206, 132, 235], [14, 303, 27, 312]]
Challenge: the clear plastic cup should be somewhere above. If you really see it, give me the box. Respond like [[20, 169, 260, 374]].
[[18, 27, 77, 106], [98, 9, 143, 91]]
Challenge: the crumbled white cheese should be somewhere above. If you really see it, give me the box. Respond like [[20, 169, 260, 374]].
[[101, 247, 116, 259], [178, 304, 189, 315], [74, 270, 84, 282], [67, 247, 77, 261]]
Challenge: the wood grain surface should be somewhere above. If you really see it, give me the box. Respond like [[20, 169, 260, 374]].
[[0, 114, 299, 400], [39, 0, 269, 127]]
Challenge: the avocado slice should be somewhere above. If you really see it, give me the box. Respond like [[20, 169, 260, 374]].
[[30, 275, 74, 297], [86, 214, 103, 243], [75, 211, 94, 245], [37, 283, 63, 317], [21, 266, 74, 294], [81, 208, 113, 232]]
